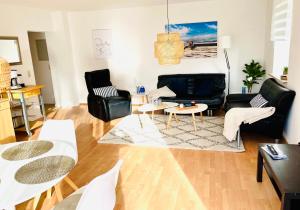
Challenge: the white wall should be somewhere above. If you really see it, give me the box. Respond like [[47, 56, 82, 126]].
[[285, 0, 300, 144], [46, 12, 79, 107], [0, 4, 53, 85], [0, 5, 80, 107], [68, 0, 270, 103]]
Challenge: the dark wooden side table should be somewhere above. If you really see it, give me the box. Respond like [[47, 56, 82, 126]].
[[257, 144, 300, 210]]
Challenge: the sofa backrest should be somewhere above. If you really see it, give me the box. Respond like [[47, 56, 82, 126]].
[[85, 69, 113, 94], [157, 73, 225, 98], [259, 78, 296, 115]]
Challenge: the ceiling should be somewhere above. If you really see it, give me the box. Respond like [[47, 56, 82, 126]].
[[0, 0, 204, 11]]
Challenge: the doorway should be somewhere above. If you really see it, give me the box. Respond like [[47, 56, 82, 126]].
[[28, 31, 55, 105]]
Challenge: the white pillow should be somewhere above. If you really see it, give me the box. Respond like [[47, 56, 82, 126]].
[[148, 86, 176, 100]]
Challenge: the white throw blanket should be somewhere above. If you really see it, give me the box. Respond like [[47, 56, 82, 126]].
[[223, 107, 276, 141]]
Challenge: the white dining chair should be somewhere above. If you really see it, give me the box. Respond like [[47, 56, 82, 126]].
[[53, 160, 123, 210]]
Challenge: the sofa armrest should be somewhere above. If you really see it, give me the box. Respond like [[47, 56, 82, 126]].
[[117, 89, 131, 99], [226, 93, 258, 103]]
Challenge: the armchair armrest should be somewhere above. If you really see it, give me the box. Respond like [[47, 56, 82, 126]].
[[226, 93, 258, 103], [87, 94, 110, 121], [88, 94, 105, 103], [117, 89, 131, 99]]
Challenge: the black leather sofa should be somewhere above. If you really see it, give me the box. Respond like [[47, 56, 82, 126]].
[[85, 69, 131, 122], [157, 73, 226, 110], [224, 78, 296, 139]]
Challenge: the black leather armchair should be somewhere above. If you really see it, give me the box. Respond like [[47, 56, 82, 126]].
[[85, 69, 131, 122], [224, 78, 296, 139]]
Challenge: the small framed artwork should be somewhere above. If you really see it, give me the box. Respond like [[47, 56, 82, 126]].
[[92, 29, 112, 59]]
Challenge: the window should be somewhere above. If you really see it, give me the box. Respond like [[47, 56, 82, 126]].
[[271, 0, 293, 77]]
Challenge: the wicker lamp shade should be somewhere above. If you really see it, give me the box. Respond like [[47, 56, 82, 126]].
[[154, 32, 184, 65], [0, 58, 11, 93]]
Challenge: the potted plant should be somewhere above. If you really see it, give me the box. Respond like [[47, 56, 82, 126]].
[[283, 66, 288, 75], [281, 66, 288, 81], [242, 60, 266, 93]]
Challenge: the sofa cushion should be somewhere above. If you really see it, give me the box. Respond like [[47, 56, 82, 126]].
[[194, 78, 215, 97]]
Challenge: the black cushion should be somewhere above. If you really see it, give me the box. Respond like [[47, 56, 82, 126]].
[[194, 78, 215, 97]]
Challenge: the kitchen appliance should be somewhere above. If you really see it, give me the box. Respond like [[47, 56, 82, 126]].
[[10, 69, 22, 90]]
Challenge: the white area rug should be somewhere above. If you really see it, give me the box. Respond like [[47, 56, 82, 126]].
[[98, 114, 245, 152]]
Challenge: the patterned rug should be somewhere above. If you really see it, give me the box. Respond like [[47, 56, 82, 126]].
[[99, 114, 245, 152]]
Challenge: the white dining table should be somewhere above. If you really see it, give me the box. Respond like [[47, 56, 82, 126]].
[[0, 140, 77, 210]]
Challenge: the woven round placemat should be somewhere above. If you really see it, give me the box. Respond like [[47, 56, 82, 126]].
[[2, 141, 54, 161], [15, 155, 75, 184]]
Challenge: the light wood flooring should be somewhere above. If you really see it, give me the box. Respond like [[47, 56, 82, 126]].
[[16, 105, 281, 210]]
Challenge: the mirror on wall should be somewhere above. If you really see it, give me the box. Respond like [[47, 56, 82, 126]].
[[0, 36, 22, 65]]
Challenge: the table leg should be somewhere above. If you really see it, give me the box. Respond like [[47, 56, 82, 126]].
[[20, 93, 32, 136], [138, 113, 143, 129], [64, 176, 79, 191], [281, 194, 291, 210], [257, 149, 263, 182], [151, 111, 154, 120], [200, 112, 204, 122], [32, 194, 41, 210], [192, 113, 197, 131], [167, 113, 173, 130], [38, 94, 47, 121], [174, 113, 179, 123], [46, 188, 52, 199], [54, 183, 63, 202]]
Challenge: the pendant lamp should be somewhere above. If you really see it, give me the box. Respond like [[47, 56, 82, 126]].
[[154, 0, 184, 65]]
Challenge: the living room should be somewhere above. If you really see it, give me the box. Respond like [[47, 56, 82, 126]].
[[0, 0, 299, 209]]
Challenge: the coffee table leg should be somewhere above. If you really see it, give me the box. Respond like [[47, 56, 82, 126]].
[[257, 149, 263, 182], [200, 112, 204, 122], [174, 113, 179, 123], [192, 113, 197, 131], [151, 111, 154, 120], [138, 113, 143, 128], [167, 113, 173, 130]]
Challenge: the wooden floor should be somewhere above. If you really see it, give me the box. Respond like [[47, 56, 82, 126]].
[[16, 105, 281, 210]]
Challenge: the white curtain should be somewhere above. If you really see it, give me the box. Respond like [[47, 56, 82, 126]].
[[271, 0, 293, 41]]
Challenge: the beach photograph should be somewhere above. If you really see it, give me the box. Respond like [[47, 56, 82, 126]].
[[167, 21, 218, 58]]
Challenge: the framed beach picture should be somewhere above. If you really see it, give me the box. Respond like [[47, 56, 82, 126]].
[[166, 21, 218, 58]]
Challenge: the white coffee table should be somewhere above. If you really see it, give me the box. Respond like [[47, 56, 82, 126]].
[[137, 102, 178, 128], [138, 102, 178, 119], [165, 103, 208, 131]]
